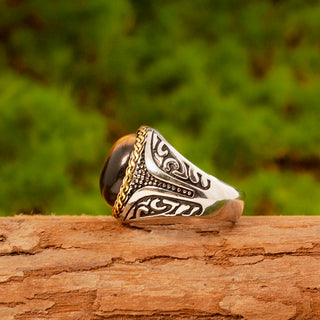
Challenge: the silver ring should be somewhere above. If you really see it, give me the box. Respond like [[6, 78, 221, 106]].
[[100, 125, 244, 223]]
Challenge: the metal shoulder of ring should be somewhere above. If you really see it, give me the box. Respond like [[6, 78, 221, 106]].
[[113, 125, 244, 222]]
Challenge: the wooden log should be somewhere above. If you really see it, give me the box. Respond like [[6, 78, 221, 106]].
[[0, 215, 320, 320]]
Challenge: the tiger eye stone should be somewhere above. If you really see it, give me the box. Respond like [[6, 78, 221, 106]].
[[100, 134, 136, 206]]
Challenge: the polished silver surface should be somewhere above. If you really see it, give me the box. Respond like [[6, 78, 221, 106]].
[[119, 127, 244, 222]]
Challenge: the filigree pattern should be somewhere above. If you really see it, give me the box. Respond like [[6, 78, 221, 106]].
[[124, 196, 202, 220], [151, 131, 211, 190], [128, 154, 194, 198]]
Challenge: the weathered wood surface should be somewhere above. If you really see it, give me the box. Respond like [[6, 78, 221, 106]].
[[0, 215, 320, 320]]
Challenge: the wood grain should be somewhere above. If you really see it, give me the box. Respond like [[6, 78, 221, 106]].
[[0, 215, 320, 319]]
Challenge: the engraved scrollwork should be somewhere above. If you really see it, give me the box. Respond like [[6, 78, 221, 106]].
[[128, 153, 194, 199], [151, 131, 211, 190], [124, 196, 202, 220]]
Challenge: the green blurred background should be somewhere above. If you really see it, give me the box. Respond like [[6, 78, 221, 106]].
[[1, 0, 320, 216]]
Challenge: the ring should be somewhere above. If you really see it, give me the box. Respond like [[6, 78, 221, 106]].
[[100, 125, 244, 223]]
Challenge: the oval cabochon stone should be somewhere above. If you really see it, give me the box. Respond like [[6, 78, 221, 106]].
[[100, 133, 136, 206]]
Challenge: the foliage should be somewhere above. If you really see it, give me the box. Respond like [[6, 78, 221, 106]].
[[0, 74, 107, 215], [1, 0, 320, 215]]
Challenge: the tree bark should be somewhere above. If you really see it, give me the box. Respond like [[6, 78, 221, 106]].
[[0, 215, 320, 320]]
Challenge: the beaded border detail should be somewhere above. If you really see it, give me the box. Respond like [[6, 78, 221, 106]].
[[112, 125, 149, 218]]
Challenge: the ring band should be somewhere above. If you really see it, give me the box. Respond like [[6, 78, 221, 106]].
[[100, 126, 244, 223]]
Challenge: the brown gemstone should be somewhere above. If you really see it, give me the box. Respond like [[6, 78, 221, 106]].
[[100, 134, 136, 206]]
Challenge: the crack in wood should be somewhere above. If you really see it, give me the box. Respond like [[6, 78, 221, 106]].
[[94, 309, 244, 319]]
